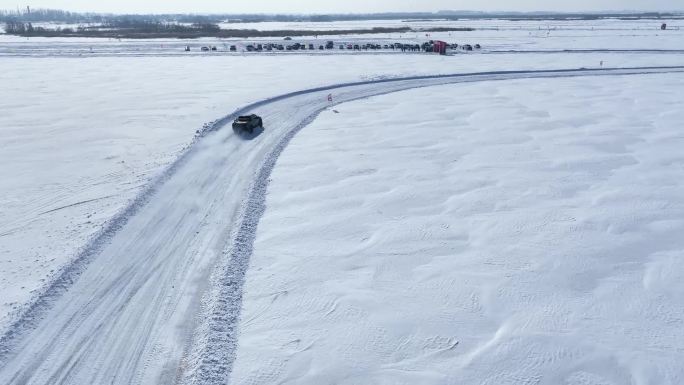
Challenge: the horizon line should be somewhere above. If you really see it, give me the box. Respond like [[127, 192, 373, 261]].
[[1, 8, 683, 16]]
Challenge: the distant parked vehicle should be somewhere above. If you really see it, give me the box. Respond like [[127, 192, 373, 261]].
[[309, 43, 315, 50], [232, 114, 263, 135], [661, 23, 667, 30], [211, 46, 217, 51], [184, 46, 190, 51], [319, 45, 325, 50], [229, 45, 236, 51], [353, 44, 360, 50], [474, 43, 481, 49], [326, 40, 334, 49], [277, 44, 284, 50], [201, 46, 210, 52], [246, 45, 255, 52], [432, 40, 447, 55], [339, 45, 344, 49], [347, 44, 353, 49]]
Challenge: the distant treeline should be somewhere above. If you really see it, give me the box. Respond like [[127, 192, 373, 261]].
[[0, 8, 102, 23], [3, 20, 221, 37], [2, 18, 474, 38], [0, 7, 681, 25]]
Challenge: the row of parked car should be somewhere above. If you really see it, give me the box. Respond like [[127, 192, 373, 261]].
[[240, 41, 344, 52], [186, 40, 482, 53], [427, 42, 482, 51]]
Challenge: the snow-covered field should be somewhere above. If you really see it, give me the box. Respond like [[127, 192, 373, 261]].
[[3, 53, 683, 335], [232, 73, 684, 385], [220, 18, 684, 32], [0, 17, 683, 385], [1, 18, 683, 56], [0, 54, 454, 333]]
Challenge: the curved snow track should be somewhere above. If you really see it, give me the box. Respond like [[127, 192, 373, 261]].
[[1, 66, 683, 385]]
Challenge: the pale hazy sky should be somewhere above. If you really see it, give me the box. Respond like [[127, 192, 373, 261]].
[[0, 0, 681, 14]]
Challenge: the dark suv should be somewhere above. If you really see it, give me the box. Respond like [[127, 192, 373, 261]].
[[232, 114, 263, 134]]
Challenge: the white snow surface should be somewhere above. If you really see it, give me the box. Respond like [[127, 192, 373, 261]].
[[231, 73, 684, 384], [2, 65, 682, 384], [0, 18, 683, 384], [218, 18, 684, 32], [0, 54, 482, 333], [2, 54, 682, 337]]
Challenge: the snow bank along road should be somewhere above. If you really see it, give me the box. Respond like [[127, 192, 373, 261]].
[[1, 66, 683, 385]]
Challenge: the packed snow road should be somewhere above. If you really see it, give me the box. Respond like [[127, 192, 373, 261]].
[[1, 66, 683, 385]]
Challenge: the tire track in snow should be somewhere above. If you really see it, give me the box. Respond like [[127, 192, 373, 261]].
[[0, 66, 682, 385]]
